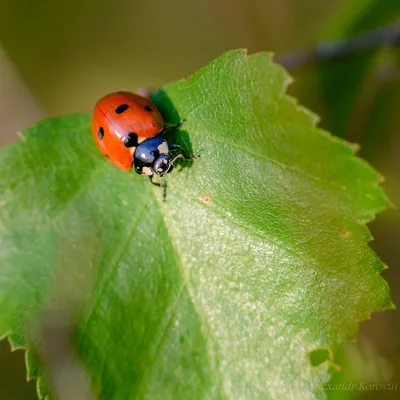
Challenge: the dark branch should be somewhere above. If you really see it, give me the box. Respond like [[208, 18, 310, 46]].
[[277, 22, 400, 71]]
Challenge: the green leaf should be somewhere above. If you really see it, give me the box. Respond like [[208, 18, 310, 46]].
[[317, 0, 400, 137], [359, 50, 400, 163], [0, 50, 392, 399]]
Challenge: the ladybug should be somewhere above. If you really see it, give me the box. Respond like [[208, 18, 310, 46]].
[[91, 91, 195, 186]]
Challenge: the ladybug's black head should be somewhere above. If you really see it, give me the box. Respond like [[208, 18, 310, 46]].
[[134, 137, 173, 177], [153, 154, 173, 176]]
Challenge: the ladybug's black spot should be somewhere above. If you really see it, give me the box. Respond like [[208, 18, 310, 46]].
[[123, 132, 138, 148], [144, 105, 153, 112], [98, 127, 104, 140], [115, 104, 129, 114]]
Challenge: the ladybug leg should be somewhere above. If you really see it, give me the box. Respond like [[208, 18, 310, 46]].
[[149, 175, 162, 186], [161, 120, 185, 135], [149, 176, 167, 200], [165, 119, 185, 129], [169, 144, 198, 161]]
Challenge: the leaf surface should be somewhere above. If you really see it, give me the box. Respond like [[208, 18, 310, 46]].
[[0, 50, 392, 399]]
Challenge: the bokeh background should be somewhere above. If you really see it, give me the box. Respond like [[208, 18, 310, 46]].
[[0, 0, 399, 398]]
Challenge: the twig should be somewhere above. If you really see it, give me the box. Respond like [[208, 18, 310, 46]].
[[277, 22, 400, 71]]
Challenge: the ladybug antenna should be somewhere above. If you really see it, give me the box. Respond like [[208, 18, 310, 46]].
[[170, 154, 185, 170]]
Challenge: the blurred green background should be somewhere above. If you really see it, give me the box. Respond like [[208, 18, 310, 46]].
[[0, 0, 399, 398]]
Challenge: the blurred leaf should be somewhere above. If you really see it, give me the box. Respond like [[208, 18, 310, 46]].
[[0, 50, 392, 399], [359, 50, 400, 162], [327, 340, 394, 400], [317, 0, 400, 137]]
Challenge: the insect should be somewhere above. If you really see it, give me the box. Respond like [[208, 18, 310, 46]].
[[91, 91, 195, 187]]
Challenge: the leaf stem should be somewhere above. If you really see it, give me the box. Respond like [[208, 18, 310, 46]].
[[277, 22, 400, 71]]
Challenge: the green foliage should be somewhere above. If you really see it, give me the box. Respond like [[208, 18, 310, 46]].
[[327, 340, 394, 400], [0, 50, 392, 399], [318, 0, 400, 138]]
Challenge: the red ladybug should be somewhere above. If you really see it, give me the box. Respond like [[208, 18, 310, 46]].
[[91, 91, 195, 186]]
